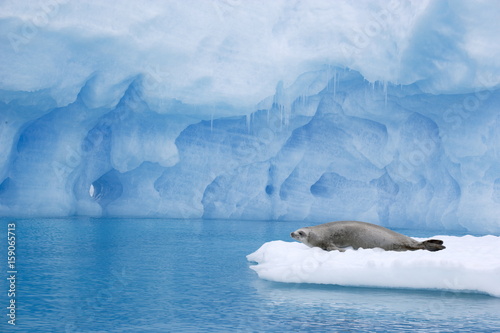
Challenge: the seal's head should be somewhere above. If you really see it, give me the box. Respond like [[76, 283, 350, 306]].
[[291, 228, 313, 247]]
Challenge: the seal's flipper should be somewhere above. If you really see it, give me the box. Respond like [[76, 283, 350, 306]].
[[421, 239, 445, 252]]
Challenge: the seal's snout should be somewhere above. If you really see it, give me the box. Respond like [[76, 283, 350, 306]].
[[291, 230, 305, 240]]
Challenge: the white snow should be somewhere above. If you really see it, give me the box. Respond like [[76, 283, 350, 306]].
[[247, 236, 500, 297], [0, 0, 499, 109]]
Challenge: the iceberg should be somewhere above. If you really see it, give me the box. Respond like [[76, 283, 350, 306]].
[[0, 1, 499, 233]]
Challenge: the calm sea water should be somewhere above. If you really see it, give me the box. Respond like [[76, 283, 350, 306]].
[[1, 218, 499, 332]]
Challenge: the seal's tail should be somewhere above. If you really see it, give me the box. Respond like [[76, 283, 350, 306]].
[[421, 239, 446, 251]]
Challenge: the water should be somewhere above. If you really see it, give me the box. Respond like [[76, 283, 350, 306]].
[[1, 218, 499, 332]]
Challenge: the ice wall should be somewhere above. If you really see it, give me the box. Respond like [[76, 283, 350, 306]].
[[1, 69, 499, 232], [1, 0, 499, 108], [0, 1, 499, 232]]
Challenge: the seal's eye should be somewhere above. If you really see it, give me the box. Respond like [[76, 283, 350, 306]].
[[298, 231, 305, 236]]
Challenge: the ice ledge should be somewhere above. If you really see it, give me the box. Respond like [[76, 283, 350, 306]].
[[247, 236, 500, 297]]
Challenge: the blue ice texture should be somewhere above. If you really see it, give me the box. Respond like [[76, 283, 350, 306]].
[[0, 0, 499, 233]]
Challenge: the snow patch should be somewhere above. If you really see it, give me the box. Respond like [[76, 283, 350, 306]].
[[247, 236, 500, 297]]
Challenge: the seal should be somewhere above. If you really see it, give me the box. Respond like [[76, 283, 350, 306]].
[[291, 221, 445, 252]]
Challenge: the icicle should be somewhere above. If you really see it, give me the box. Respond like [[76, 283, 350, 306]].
[[279, 105, 283, 128], [286, 101, 290, 127], [383, 80, 388, 107], [272, 80, 290, 129], [246, 113, 251, 133], [210, 111, 214, 133], [333, 69, 337, 99]]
